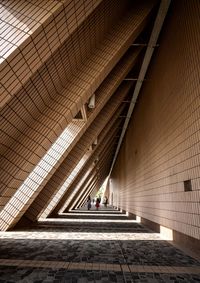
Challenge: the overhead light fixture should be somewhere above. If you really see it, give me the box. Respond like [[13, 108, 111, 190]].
[[93, 138, 98, 145], [88, 94, 95, 109]]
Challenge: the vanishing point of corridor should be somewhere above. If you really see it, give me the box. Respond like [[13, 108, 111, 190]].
[[0, 205, 199, 282]]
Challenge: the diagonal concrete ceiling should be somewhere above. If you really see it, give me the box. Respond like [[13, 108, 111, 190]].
[[0, 0, 170, 231]]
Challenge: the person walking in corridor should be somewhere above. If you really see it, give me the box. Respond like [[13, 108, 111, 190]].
[[87, 195, 91, 210], [95, 198, 100, 210], [104, 196, 108, 207]]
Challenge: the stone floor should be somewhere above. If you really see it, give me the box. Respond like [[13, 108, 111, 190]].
[[0, 205, 199, 282]]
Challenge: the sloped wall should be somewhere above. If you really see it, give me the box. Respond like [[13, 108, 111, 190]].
[[1, 0, 160, 231], [109, 0, 200, 241]]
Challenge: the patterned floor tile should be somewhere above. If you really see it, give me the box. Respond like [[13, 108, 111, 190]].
[[0, 207, 199, 282]]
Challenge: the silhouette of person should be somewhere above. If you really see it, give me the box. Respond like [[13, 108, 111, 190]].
[[104, 196, 108, 207], [87, 195, 91, 210], [95, 198, 100, 210]]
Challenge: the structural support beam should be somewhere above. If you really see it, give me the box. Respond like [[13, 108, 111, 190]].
[[123, 78, 139, 81], [109, 0, 171, 176]]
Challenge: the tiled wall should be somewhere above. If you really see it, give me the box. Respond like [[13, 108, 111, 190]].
[[25, 82, 132, 222], [54, 108, 123, 214], [71, 136, 118, 211], [1, 0, 156, 230], [1, 0, 104, 105], [22, 46, 141, 221], [1, 0, 129, 205], [109, 0, 200, 240]]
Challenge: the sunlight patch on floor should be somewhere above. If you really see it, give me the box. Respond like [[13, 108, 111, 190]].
[[0, 231, 162, 241], [59, 212, 127, 217], [160, 225, 173, 240], [39, 218, 138, 223]]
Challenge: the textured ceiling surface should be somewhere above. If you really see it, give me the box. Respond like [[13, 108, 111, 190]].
[[0, 0, 158, 230]]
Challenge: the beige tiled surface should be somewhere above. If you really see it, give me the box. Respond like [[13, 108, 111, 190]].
[[0, 0, 157, 231], [23, 50, 140, 221], [0, 0, 103, 105], [41, 111, 123, 217], [24, 82, 132, 221], [60, 133, 123, 212], [109, 0, 200, 241], [0, 0, 156, 231]]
